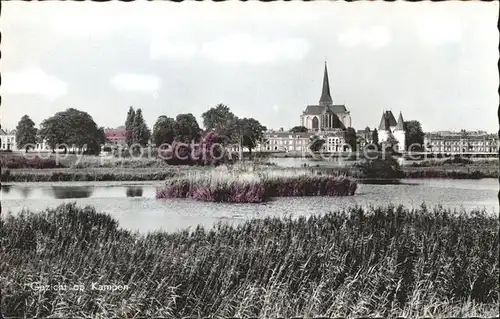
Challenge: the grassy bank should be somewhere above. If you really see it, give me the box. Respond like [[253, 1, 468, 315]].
[[1, 203, 498, 318], [0, 167, 181, 182], [156, 166, 357, 203]]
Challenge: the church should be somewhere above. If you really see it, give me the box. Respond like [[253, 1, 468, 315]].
[[300, 63, 352, 132]]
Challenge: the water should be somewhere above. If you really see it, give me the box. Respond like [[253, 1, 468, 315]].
[[1, 179, 497, 233]]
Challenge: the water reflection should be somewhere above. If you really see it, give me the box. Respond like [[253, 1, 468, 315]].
[[51, 186, 94, 199], [19, 187, 33, 198], [2, 185, 11, 194], [126, 186, 144, 197]]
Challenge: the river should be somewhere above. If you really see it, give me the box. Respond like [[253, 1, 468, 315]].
[[1, 179, 497, 233]]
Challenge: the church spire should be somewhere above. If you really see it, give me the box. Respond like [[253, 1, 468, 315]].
[[319, 62, 333, 106]]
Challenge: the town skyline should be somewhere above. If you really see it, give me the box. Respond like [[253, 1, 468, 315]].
[[1, 1, 498, 133]]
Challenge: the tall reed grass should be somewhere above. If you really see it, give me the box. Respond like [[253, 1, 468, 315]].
[[1, 203, 498, 318], [156, 166, 357, 203]]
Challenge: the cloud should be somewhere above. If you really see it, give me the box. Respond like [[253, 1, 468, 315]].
[[150, 37, 198, 60], [110, 73, 161, 92], [1, 68, 68, 100], [338, 26, 392, 48], [416, 14, 462, 45], [200, 33, 309, 64]]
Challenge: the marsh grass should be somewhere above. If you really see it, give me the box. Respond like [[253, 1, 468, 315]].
[[1, 203, 498, 318], [156, 165, 357, 203]]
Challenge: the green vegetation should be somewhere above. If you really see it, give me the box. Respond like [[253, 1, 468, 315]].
[[404, 120, 425, 151], [1, 203, 498, 318], [157, 166, 357, 203], [38, 108, 105, 155], [355, 156, 404, 179], [15, 115, 38, 152], [309, 135, 326, 152], [131, 108, 151, 147], [201, 104, 267, 150], [0, 168, 179, 182]]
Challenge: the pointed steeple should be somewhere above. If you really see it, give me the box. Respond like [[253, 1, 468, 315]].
[[319, 62, 333, 106], [394, 111, 405, 131]]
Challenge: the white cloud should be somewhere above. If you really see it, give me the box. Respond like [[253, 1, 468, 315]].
[[338, 26, 392, 48], [1, 68, 68, 100], [272, 105, 280, 112], [150, 37, 198, 60], [416, 14, 462, 45], [110, 73, 161, 92], [200, 33, 309, 64], [365, 26, 392, 48]]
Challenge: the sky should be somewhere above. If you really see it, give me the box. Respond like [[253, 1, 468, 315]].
[[1, 1, 498, 133]]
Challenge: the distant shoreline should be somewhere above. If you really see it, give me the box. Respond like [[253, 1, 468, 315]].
[[1, 164, 497, 183]]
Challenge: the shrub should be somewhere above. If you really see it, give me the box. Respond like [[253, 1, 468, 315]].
[[355, 155, 404, 179]]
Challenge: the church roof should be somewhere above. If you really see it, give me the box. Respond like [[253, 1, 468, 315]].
[[319, 62, 333, 105], [378, 111, 397, 131], [303, 104, 347, 115], [394, 112, 405, 130]]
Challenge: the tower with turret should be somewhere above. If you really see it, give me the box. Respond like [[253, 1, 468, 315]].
[[377, 110, 406, 152]]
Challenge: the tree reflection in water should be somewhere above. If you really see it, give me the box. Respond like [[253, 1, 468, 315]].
[[51, 186, 94, 199], [19, 187, 33, 198], [126, 186, 143, 197], [1, 185, 12, 194]]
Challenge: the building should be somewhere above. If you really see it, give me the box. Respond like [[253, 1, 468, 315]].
[[300, 63, 352, 131], [105, 126, 127, 145], [0, 129, 17, 151], [377, 110, 406, 151], [356, 127, 374, 147], [424, 131, 498, 154]]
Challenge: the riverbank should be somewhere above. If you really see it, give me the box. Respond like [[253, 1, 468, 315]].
[[1, 164, 497, 182], [1, 203, 498, 318]]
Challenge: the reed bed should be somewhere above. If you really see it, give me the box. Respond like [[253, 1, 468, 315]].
[[156, 166, 357, 203], [1, 203, 498, 318]]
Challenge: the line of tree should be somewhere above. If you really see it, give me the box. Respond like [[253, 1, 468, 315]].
[[152, 113, 201, 147], [200, 104, 267, 155]]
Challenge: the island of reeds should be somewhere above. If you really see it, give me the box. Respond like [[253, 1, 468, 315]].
[[1, 203, 498, 318], [156, 166, 358, 203]]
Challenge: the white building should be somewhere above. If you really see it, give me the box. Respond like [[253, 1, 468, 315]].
[[377, 111, 406, 152], [0, 129, 17, 151], [424, 131, 498, 154]]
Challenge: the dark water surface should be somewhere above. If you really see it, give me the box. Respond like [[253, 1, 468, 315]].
[[1, 179, 497, 233]]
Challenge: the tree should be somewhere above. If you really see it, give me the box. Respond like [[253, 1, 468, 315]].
[[85, 127, 106, 155], [236, 118, 267, 155], [344, 127, 357, 151], [372, 129, 379, 148], [132, 109, 151, 147], [201, 104, 236, 133], [290, 126, 308, 133], [175, 113, 201, 143], [39, 108, 103, 153], [15, 115, 37, 152], [309, 135, 325, 152], [152, 116, 177, 146], [404, 120, 424, 151], [125, 106, 135, 146], [384, 131, 399, 153]]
